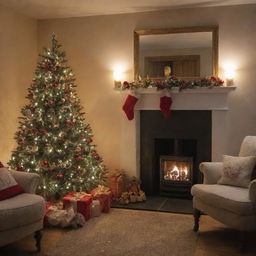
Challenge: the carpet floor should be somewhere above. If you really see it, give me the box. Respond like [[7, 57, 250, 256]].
[[45, 209, 197, 256]]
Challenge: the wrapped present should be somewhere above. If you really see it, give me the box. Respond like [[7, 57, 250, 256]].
[[91, 200, 101, 217], [91, 185, 111, 213], [44, 201, 84, 228], [107, 169, 126, 199], [62, 192, 92, 221], [44, 201, 55, 226]]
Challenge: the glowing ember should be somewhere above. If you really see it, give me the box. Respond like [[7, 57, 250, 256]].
[[164, 164, 190, 181]]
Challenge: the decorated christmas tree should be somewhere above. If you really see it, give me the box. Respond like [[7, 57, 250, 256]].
[[9, 34, 107, 200]]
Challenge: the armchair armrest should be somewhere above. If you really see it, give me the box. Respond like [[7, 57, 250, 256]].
[[199, 162, 223, 184], [249, 179, 256, 202], [8, 170, 40, 194]]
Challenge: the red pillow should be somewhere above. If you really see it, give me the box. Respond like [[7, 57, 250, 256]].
[[0, 168, 24, 200], [0, 162, 4, 168]]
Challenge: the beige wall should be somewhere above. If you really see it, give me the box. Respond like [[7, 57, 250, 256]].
[[35, 4, 256, 171], [0, 6, 37, 165]]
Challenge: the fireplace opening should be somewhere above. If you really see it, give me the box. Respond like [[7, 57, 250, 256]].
[[160, 156, 193, 183], [155, 138, 197, 198]]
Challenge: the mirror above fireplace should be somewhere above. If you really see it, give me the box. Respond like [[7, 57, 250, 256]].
[[134, 26, 219, 80]]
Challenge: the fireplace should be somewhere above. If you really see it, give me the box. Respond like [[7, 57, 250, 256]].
[[140, 110, 212, 198]]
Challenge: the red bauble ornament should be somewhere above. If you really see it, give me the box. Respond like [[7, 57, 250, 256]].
[[87, 138, 93, 143], [75, 156, 83, 161], [66, 121, 74, 127], [41, 129, 47, 134], [16, 166, 23, 172], [33, 129, 39, 135], [48, 100, 55, 106], [76, 168, 82, 174], [40, 160, 48, 167], [56, 173, 63, 179], [17, 137, 24, 144], [28, 93, 33, 99]]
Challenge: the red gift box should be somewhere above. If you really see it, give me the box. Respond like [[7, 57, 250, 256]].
[[62, 192, 92, 221], [91, 185, 111, 213], [44, 201, 55, 226]]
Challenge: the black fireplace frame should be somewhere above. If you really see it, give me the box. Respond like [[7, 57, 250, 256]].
[[140, 110, 212, 198]]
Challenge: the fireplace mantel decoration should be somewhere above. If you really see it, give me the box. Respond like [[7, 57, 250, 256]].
[[116, 76, 224, 91], [120, 76, 228, 120]]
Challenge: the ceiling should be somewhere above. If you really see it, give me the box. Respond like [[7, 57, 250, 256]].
[[140, 32, 212, 50], [0, 0, 255, 19]]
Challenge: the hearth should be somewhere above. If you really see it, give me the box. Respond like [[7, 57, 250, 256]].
[[140, 110, 211, 198]]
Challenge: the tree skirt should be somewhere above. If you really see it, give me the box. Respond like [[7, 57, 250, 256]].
[[45, 209, 197, 256]]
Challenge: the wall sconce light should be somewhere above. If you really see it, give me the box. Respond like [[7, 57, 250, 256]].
[[224, 63, 235, 86], [113, 69, 125, 89]]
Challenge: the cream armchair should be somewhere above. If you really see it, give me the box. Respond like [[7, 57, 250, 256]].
[[0, 169, 45, 251], [191, 136, 256, 251]]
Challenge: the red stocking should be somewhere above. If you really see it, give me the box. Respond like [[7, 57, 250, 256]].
[[122, 94, 138, 120], [160, 96, 172, 118]]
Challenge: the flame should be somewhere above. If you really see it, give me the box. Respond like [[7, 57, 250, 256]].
[[165, 164, 190, 181]]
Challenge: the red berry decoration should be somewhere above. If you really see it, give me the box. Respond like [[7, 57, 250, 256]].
[[56, 173, 63, 179]]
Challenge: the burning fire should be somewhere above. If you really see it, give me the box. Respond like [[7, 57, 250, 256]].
[[164, 165, 190, 181]]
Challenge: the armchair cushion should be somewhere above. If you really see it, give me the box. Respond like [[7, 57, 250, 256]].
[[191, 184, 256, 216], [218, 155, 256, 188], [0, 193, 45, 232], [0, 168, 24, 200]]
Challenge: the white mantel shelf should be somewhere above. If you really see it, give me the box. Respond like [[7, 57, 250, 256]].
[[115, 86, 236, 94], [116, 86, 236, 111]]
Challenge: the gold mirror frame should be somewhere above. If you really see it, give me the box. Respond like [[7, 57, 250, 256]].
[[134, 26, 219, 79]]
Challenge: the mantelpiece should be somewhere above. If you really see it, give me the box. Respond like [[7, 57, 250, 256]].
[[119, 86, 236, 178], [117, 86, 236, 110]]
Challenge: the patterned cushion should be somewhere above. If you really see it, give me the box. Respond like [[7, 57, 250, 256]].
[[0, 168, 24, 200], [218, 155, 256, 188]]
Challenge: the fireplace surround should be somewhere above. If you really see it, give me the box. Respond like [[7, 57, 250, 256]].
[[140, 110, 211, 197], [119, 87, 235, 192]]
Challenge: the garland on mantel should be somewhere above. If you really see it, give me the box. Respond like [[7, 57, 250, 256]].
[[121, 76, 224, 91]]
